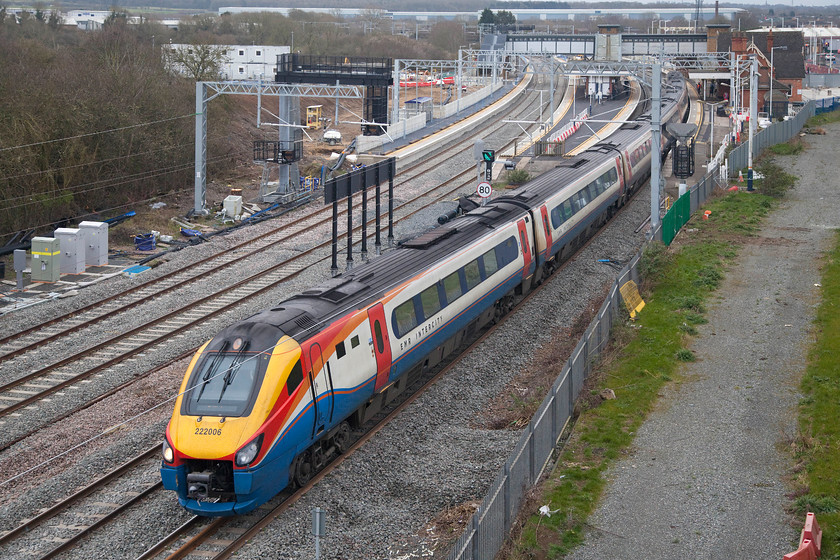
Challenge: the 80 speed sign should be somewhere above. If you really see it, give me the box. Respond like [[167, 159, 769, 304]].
[[476, 181, 492, 198]]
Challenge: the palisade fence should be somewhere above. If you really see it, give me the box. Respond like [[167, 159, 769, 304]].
[[665, 97, 840, 246], [727, 97, 840, 173], [447, 257, 639, 560], [447, 96, 840, 560]]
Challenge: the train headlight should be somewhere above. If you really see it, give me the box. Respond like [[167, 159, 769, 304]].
[[235, 434, 264, 467], [162, 439, 174, 464]]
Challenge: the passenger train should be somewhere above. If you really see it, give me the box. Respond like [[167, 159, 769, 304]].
[[160, 71, 689, 516]]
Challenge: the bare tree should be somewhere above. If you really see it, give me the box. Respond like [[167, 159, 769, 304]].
[[164, 42, 228, 81]]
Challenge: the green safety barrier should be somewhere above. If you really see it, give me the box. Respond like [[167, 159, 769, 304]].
[[662, 191, 691, 246]]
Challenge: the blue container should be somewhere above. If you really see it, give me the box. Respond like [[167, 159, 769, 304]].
[[134, 233, 156, 251]]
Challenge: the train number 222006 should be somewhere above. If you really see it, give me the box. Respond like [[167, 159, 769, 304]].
[[195, 427, 222, 436]]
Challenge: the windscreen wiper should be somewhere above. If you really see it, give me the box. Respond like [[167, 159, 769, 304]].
[[195, 341, 229, 403], [217, 341, 250, 403]]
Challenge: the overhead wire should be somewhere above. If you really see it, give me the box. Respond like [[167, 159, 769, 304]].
[[10, 189, 196, 236], [0, 347, 275, 487], [1, 147, 253, 210], [0, 113, 198, 154], [0, 133, 230, 183]]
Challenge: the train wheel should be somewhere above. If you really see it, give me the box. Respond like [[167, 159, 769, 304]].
[[292, 450, 313, 487], [544, 260, 556, 278], [333, 422, 351, 454]]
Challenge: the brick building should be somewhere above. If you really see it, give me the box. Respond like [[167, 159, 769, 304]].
[[717, 29, 805, 115]]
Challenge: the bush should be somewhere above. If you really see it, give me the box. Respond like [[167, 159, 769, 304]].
[[756, 161, 796, 198], [768, 139, 804, 156], [676, 348, 696, 362], [505, 169, 531, 185], [638, 242, 673, 285]]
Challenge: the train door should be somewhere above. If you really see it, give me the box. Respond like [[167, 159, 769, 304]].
[[615, 156, 625, 191], [367, 303, 392, 392], [308, 342, 333, 435], [516, 218, 533, 281], [539, 205, 553, 260]]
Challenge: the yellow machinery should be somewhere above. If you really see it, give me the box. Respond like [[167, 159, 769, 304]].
[[306, 105, 323, 129]]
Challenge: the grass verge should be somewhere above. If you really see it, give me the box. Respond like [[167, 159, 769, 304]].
[[793, 229, 840, 559], [504, 190, 778, 559], [807, 108, 840, 127]]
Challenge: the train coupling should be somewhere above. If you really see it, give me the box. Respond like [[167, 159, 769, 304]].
[[187, 472, 213, 500]]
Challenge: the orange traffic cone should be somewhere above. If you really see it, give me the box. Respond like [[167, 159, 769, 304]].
[[738, 170, 744, 183]]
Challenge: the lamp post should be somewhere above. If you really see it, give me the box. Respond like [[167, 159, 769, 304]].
[[770, 45, 787, 120], [708, 101, 726, 159]]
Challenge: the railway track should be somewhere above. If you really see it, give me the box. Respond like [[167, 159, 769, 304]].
[[129, 174, 639, 560], [0, 83, 651, 560], [0, 447, 162, 560], [0, 78, 598, 447], [0, 78, 549, 362]]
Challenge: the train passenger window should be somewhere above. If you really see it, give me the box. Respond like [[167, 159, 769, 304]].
[[335, 341, 346, 359], [573, 190, 588, 211], [609, 168, 618, 183], [393, 300, 418, 338], [561, 200, 574, 219], [483, 249, 498, 277], [443, 271, 462, 304], [286, 359, 304, 396], [464, 260, 481, 291], [351, 335, 360, 349], [550, 205, 565, 229], [496, 236, 518, 267], [420, 285, 442, 321]]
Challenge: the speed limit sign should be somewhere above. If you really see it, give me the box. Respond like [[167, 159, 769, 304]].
[[477, 181, 492, 198]]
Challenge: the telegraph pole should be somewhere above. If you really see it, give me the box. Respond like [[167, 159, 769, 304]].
[[747, 56, 757, 191], [650, 58, 663, 236]]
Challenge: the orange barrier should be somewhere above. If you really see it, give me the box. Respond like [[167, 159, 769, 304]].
[[784, 539, 817, 560], [784, 513, 823, 560], [801, 512, 822, 557]]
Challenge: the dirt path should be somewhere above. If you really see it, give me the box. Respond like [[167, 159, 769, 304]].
[[567, 123, 840, 558]]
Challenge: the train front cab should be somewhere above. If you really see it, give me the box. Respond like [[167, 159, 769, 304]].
[[161, 333, 304, 516]]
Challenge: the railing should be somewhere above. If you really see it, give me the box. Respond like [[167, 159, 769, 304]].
[[726, 99, 817, 177], [448, 257, 636, 559], [447, 96, 838, 559]]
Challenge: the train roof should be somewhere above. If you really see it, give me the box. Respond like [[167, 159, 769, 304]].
[[242, 198, 530, 343], [222, 73, 688, 348]]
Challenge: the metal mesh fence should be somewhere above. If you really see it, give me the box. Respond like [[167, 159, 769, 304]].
[[447, 256, 635, 560], [728, 99, 819, 173], [446, 98, 833, 560]]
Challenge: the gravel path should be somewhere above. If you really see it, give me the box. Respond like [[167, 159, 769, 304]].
[[567, 123, 840, 559]]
